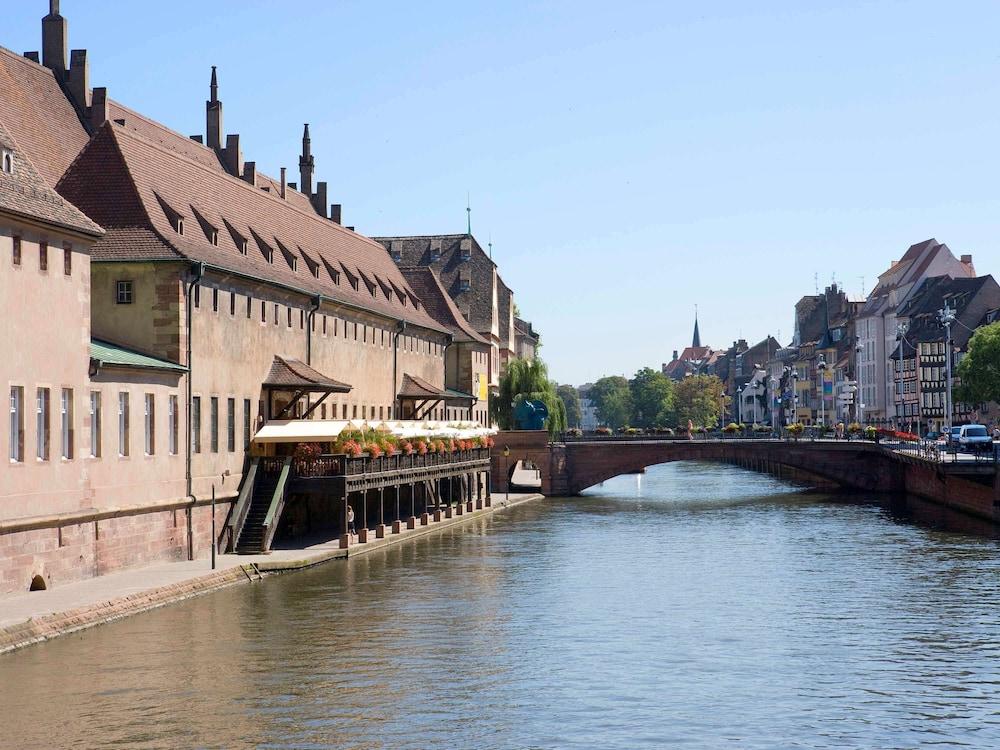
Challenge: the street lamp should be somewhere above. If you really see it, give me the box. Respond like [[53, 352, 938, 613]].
[[896, 321, 909, 430], [502, 445, 511, 502], [769, 376, 779, 433], [817, 355, 827, 429], [736, 385, 743, 425], [938, 304, 956, 431], [854, 342, 864, 425]]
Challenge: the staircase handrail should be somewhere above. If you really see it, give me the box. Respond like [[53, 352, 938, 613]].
[[225, 457, 259, 552], [261, 456, 292, 553]]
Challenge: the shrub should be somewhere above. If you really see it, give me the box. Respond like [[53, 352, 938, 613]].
[[864, 426, 877, 440], [847, 422, 862, 434], [723, 423, 739, 434], [417, 439, 428, 455], [595, 426, 612, 435], [401, 441, 414, 455], [786, 423, 805, 437], [566, 427, 583, 437]]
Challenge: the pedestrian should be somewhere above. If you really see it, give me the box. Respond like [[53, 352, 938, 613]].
[[347, 504, 356, 536], [687, 419, 694, 441]]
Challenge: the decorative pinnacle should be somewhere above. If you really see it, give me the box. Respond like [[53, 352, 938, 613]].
[[210, 66, 218, 103]]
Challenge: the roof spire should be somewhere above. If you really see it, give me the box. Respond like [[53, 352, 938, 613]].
[[488, 232, 493, 259], [299, 123, 314, 197], [466, 192, 471, 235], [692, 305, 701, 348], [209, 65, 218, 103]]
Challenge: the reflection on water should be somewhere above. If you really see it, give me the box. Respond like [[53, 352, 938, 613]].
[[3, 462, 1000, 749]]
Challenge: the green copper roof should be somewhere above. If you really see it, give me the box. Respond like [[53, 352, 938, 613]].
[[90, 339, 187, 372]]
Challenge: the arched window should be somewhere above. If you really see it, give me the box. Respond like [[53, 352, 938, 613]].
[[1, 150, 13, 174], [29, 574, 46, 591]]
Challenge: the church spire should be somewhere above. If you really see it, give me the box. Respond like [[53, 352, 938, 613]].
[[206, 66, 223, 150], [692, 305, 701, 348], [299, 123, 314, 198]]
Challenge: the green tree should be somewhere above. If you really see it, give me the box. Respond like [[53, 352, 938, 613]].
[[673, 374, 725, 428], [956, 322, 1000, 405], [491, 357, 567, 436], [556, 384, 582, 428], [589, 375, 633, 428], [629, 367, 675, 427]]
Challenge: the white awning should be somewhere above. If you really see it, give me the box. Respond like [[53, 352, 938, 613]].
[[251, 419, 498, 445]]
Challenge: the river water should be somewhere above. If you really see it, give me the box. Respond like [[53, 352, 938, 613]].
[[3, 462, 1000, 749]]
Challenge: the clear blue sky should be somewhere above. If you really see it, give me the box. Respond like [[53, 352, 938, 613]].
[[9, 2, 1000, 385]]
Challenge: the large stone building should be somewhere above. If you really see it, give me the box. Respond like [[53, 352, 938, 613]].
[[890, 275, 1000, 434], [0, 3, 502, 594], [375, 233, 538, 396], [855, 239, 975, 425]]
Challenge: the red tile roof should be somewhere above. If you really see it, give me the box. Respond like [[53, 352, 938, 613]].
[[0, 46, 90, 188], [263, 356, 351, 391], [57, 122, 446, 331], [0, 119, 102, 237]]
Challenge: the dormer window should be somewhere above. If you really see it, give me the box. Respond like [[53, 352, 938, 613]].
[[223, 219, 248, 255], [209, 229, 218, 246], [390, 241, 402, 262], [240, 239, 248, 254], [458, 270, 471, 292], [429, 240, 442, 262], [460, 238, 472, 261], [1, 149, 12, 174]]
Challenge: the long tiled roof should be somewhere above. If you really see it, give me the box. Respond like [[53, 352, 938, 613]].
[[0, 120, 102, 237], [399, 267, 487, 344], [57, 123, 446, 331], [0, 46, 90, 189]]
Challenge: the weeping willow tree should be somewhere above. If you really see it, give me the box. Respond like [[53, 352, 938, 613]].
[[491, 357, 567, 436]]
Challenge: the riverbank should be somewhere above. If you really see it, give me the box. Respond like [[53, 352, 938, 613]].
[[0, 492, 543, 655]]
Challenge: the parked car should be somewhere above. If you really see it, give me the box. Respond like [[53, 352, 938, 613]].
[[924, 431, 940, 441], [958, 424, 992, 454], [943, 426, 963, 449]]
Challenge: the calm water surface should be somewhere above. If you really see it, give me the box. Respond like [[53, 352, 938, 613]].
[[3, 462, 1000, 749]]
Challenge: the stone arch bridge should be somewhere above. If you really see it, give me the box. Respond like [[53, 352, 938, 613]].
[[489, 431, 1000, 522]]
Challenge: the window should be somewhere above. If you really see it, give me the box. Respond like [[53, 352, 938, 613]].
[[36, 388, 50, 461], [168, 395, 178, 455], [12, 236, 21, 266], [1, 149, 12, 173], [261, 299, 266, 323], [212, 288, 219, 312], [60, 388, 73, 459], [144, 394, 155, 455], [227, 397, 235, 452], [118, 392, 129, 457], [192, 396, 201, 453], [63, 243, 72, 276], [274, 303, 279, 325], [39, 241, 47, 271], [323, 315, 327, 335], [9, 387, 23, 462], [210, 397, 219, 453], [243, 398, 251, 449], [116, 280, 133, 304], [90, 391, 101, 458], [287, 307, 292, 328], [300, 309, 305, 329], [230, 291, 236, 316], [246, 296, 252, 318], [194, 285, 201, 308]]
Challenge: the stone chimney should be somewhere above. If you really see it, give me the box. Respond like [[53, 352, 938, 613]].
[[24, 52, 40, 64], [280, 167, 287, 199], [330, 204, 342, 225], [312, 181, 328, 218], [672, 350, 678, 361], [206, 66, 223, 150], [299, 124, 314, 198], [42, 0, 67, 77], [223, 133, 243, 177], [90, 87, 109, 129], [242, 161, 257, 186], [67, 48, 90, 108], [961, 254, 975, 274]]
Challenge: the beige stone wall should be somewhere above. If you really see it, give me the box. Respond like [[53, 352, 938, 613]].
[[447, 341, 491, 425], [183, 270, 448, 496], [0, 222, 93, 521]]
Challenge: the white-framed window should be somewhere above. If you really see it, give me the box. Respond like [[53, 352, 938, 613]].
[[210, 396, 219, 453], [144, 393, 155, 456], [60, 388, 73, 459], [227, 397, 235, 453], [90, 391, 101, 458], [168, 395, 178, 455], [116, 280, 133, 304], [243, 398, 252, 449], [1, 148, 13, 173], [192, 396, 201, 454], [36, 388, 50, 461], [118, 392, 130, 457], [9, 386, 23, 462]]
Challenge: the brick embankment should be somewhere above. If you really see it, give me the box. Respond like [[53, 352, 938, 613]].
[[0, 493, 543, 655]]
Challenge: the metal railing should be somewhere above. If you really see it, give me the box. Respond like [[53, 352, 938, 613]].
[[224, 457, 258, 553], [291, 447, 492, 479]]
